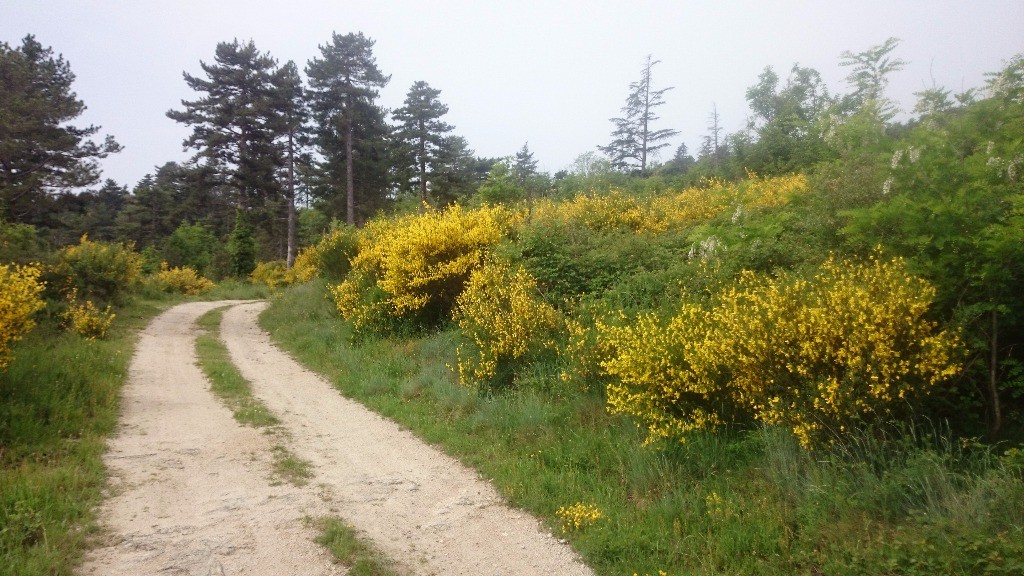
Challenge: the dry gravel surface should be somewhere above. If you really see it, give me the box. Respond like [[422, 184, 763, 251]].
[[78, 300, 594, 576]]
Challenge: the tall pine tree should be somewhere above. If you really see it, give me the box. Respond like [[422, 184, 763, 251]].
[[392, 81, 454, 206], [271, 60, 308, 267], [167, 39, 282, 211], [306, 32, 390, 225], [0, 35, 121, 227], [599, 55, 678, 175]]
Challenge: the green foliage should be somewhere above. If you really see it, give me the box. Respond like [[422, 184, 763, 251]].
[[0, 35, 121, 227], [392, 80, 454, 204], [475, 160, 525, 205], [166, 40, 282, 210], [0, 219, 46, 265], [227, 211, 257, 278], [305, 31, 391, 226], [264, 283, 1024, 576], [291, 224, 359, 283], [54, 235, 143, 304], [162, 222, 217, 275], [599, 55, 678, 174]]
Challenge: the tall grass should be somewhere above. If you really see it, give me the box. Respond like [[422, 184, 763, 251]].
[[263, 280, 1024, 576]]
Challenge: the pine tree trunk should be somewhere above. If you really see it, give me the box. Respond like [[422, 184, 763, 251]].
[[286, 128, 297, 268], [418, 122, 428, 209], [345, 114, 355, 227]]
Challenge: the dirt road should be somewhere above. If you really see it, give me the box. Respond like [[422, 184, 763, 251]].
[[79, 300, 593, 576]]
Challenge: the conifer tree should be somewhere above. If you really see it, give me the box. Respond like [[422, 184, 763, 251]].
[[272, 60, 308, 267], [167, 39, 282, 211], [513, 142, 539, 185], [306, 32, 390, 225], [0, 35, 121, 226], [600, 55, 678, 175], [392, 81, 454, 206]]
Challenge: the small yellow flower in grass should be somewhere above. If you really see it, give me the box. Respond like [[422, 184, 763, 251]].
[[62, 290, 115, 339], [556, 502, 603, 533]]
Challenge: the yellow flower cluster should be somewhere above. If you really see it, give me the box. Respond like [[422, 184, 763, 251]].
[[533, 190, 651, 232], [704, 491, 735, 523], [56, 234, 143, 300], [600, 254, 963, 448], [249, 260, 288, 288], [288, 225, 358, 284], [735, 172, 808, 209], [454, 259, 562, 387], [0, 263, 46, 369], [531, 174, 806, 234], [62, 289, 115, 340], [151, 263, 215, 295], [601, 306, 727, 444], [330, 205, 514, 331], [555, 502, 604, 533]]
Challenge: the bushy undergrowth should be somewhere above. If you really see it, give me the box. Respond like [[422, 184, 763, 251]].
[[454, 258, 562, 388], [249, 260, 289, 288], [53, 235, 143, 304], [290, 224, 359, 284], [60, 290, 116, 340], [0, 263, 46, 369], [600, 254, 964, 448], [264, 281, 1024, 576], [148, 263, 215, 295], [330, 204, 517, 333]]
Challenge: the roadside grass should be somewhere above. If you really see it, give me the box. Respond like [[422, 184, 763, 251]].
[[194, 306, 312, 486], [262, 280, 1024, 576], [311, 516, 401, 576], [0, 295, 171, 576], [201, 279, 271, 301]]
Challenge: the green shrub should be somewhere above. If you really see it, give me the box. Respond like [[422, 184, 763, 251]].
[[162, 222, 217, 274], [54, 235, 143, 303], [290, 225, 358, 284]]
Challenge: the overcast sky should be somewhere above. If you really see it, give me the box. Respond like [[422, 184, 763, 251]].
[[3, 1, 1023, 189]]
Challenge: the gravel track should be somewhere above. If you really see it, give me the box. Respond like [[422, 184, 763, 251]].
[[78, 300, 593, 576]]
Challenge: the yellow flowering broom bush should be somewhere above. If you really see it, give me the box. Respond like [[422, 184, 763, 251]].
[[531, 174, 807, 234], [0, 263, 46, 369], [249, 260, 288, 288], [600, 253, 964, 448], [330, 204, 515, 332], [455, 258, 562, 388], [61, 289, 115, 339], [288, 225, 359, 284], [150, 263, 216, 295], [55, 234, 143, 302]]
